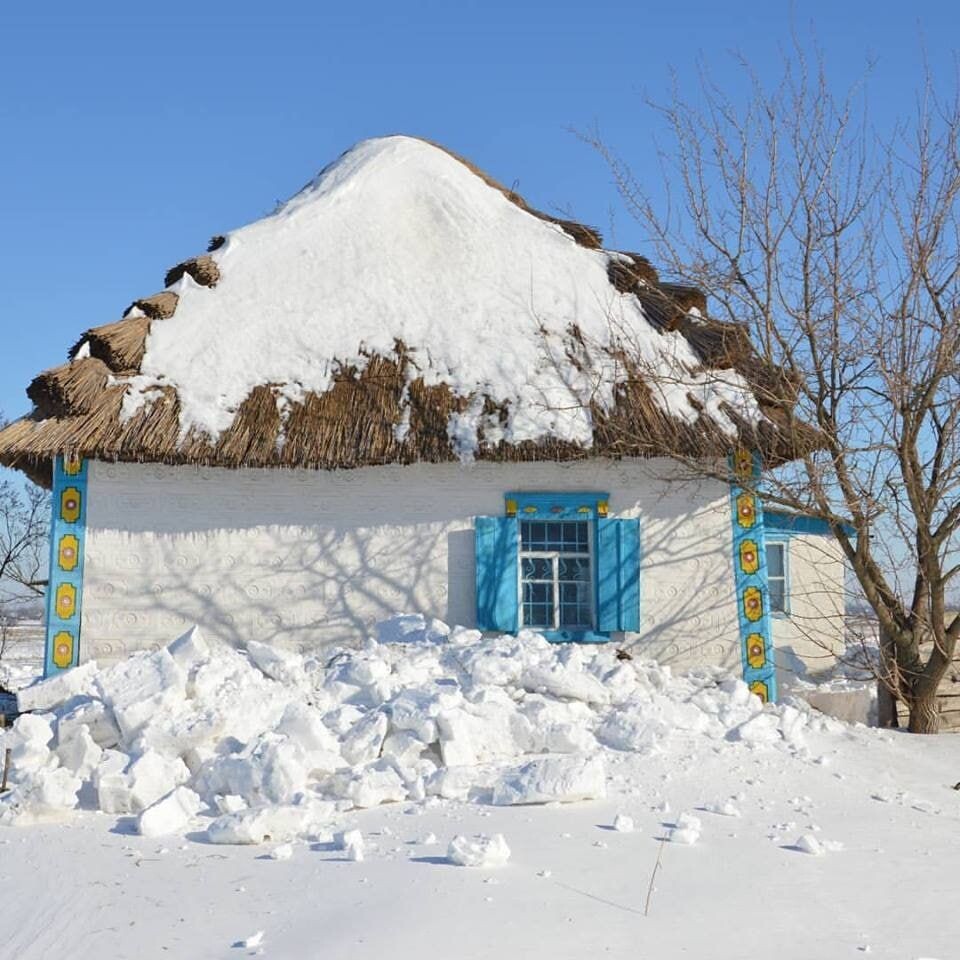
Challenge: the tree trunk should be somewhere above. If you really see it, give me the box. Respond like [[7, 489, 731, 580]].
[[906, 684, 941, 734], [877, 628, 900, 728]]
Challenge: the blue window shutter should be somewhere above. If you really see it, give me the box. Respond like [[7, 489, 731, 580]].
[[597, 518, 641, 632], [475, 516, 519, 632]]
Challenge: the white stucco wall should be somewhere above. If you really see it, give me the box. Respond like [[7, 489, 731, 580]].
[[81, 458, 747, 669], [768, 532, 847, 680]]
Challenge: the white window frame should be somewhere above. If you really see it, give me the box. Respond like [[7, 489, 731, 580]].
[[766, 540, 789, 616], [517, 520, 595, 631]]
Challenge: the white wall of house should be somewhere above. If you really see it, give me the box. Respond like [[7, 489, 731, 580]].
[[81, 458, 750, 670], [768, 533, 847, 680]]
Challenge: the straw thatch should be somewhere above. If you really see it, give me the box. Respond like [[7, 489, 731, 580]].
[[164, 254, 221, 290], [129, 291, 178, 320], [607, 254, 660, 293], [26, 357, 112, 418], [0, 138, 818, 486], [69, 315, 152, 371]]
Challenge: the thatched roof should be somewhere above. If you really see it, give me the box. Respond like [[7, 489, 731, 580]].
[[0, 136, 816, 486]]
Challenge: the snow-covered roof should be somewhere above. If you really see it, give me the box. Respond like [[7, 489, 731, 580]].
[[0, 136, 810, 481]]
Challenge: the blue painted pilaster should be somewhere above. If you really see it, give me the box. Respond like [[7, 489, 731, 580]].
[[43, 454, 88, 676], [728, 450, 777, 702]]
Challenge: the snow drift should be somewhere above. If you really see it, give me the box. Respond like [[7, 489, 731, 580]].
[[1, 617, 818, 840]]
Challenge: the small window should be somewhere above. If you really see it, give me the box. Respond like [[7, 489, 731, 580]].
[[766, 541, 788, 614], [520, 519, 593, 630], [474, 493, 639, 637]]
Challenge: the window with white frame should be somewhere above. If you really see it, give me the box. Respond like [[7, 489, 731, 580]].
[[519, 520, 593, 630], [766, 541, 788, 614], [474, 492, 639, 638]]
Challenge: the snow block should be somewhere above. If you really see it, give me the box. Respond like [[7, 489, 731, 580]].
[[95, 649, 187, 741], [274, 702, 341, 755], [56, 725, 102, 779], [16, 661, 99, 714], [424, 765, 483, 801], [381, 731, 428, 768], [247, 641, 304, 686], [669, 812, 702, 845], [340, 710, 389, 766], [206, 801, 334, 845], [6, 713, 55, 773], [335, 828, 365, 861], [127, 750, 191, 812], [491, 755, 606, 806], [167, 625, 210, 673], [448, 833, 511, 867], [437, 703, 529, 767], [0, 767, 82, 823], [344, 762, 407, 809], [55, 697, 121, 750], [728, 713, 781, 745], [137, 786, 201, 837], [376, 614, 450, 646], [520, 662, 610, 705], [596, 707, 668, 754]]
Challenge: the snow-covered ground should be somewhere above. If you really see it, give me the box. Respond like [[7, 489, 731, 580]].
[[0, 622, 43, 694], [2, 618, 958, 959]]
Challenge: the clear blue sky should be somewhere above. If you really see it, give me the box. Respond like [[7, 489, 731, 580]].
[[0, 0, 956, 429]]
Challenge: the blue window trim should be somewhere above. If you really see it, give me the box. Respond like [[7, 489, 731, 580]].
[[540, 629, 610, 644], [506, 491, 611, 642], [505, 490, 610, 520]]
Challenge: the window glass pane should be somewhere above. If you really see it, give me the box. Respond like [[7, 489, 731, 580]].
[[559, 603, 592, 627], [766, 543, 785, 577], [559, 582, 578, 602], [523, 582, 551, 604], [519, 521, 541, 549], [521, 557, 552, 581], [557, 556, 590, 582], [558, 582, 591, 627], [522, 579, 554, 628], [768, 578, 786, 613]]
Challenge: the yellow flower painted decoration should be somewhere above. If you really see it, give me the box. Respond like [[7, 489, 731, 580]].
[[55, 583, 77, 620], [58, 534, 80, 572], [749, 680, 769, 703], [52, 631, 74, 669], [63, 454, 83, 476], [60, 487, 82, 524], [739, 540, 760, 575], [745, 632, 766, 669], [743, 586, 763, 622], [735, 493, 756, 529], [733, 448, 754, 481]]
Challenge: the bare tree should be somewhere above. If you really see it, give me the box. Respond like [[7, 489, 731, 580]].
[[584, 46, 960, 732], [0, 414, 49, 675]]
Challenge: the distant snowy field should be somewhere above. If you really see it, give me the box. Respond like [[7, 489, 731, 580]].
[[0, 621, 43, 693], [1, 618, 958, 960]]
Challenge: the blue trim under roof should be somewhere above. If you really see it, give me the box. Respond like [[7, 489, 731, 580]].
[[765, 510, 855, 538]]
